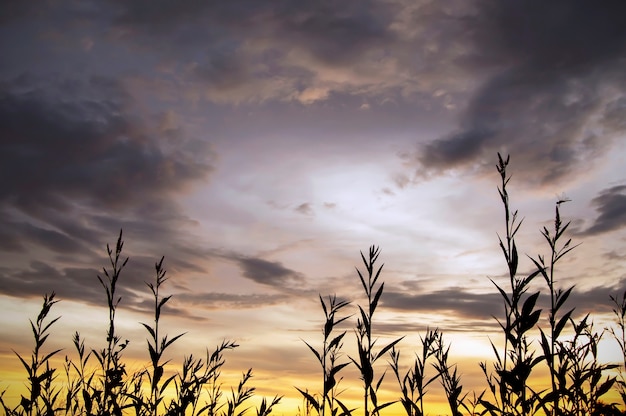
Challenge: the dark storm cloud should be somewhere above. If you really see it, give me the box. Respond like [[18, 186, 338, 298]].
[[0, 75, 215, 300], [194, 50, 250, 92], [0, 246, 201, 308], [235, 256, 305, 288], [580, 185, 626, 236], [418, 0, 626, 185], [112, 0, 395, 63], [383, 277, 626, 322], [0, 258, 144, 306], [273, 0, 395, 65], [0, 77, 211, 210], [104, 0, 398, 99], [383, 288, 502, 319], [0, 220, 84, 254]]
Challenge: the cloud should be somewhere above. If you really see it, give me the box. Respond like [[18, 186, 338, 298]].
[[580, 185, 626, 235], [0, 75, 212, 210], [0, 75, 216, 300], [294, 203, 314, 216], [0, 0, 497, 106], [602, 97, 626, 134], [235, 256, 305, 288], [113, 0, 395, 61], [414, 0, 626, 185], [0, 220, 85, 254], [102, 0, 437, 104], [0, 255, 151, 307], [176, 291, 288, 310], [382, 277, 626, 323], [382, 288, 502, 319]]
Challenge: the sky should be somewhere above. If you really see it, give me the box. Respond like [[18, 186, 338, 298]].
[[1, 0, 626, 414]]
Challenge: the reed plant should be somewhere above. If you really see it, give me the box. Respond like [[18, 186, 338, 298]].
[[137, 256, 185, 415], [388, 329, 439, 416], [92, 230, 131, 416], [296, 294, 353, 416], [529, 182, 616, 415], [480, 153, 544, 416], [64, 331, 96, 415], [0, 293, 62, 416], [480, 154, 620, 416], [164, 340, 238, 416], [351, 246, 403, 416], [530, 196, 579, 415], [432, 331, 466, 416]]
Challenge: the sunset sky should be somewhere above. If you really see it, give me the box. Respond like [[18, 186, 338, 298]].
[[2, 1, 626, 414]]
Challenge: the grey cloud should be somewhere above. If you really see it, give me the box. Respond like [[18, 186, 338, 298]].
[[474, 0, 626, 73], [0, 76, 211, 209], [420, 127, 495, 168], [0, 253, 211, 318], [383, 288, 503, 320], [194, 50, 250, 92], [236, 256, 305, 288], [383, 278, 625, 323], [0, 75, 216, 303], [580, 185, 626, 236], [0, 220, 85, 254], [0, 3, 54, 25], [113, 0, 395, 63], [566, 278, 626, 315], [602, 97, 626, 134], [176, 292, 287, 310], [0, 239, 210, 310], [605, 251, 626, 262], [0, 261, 127, 306], [294, 203, 313, 216], [371, 318, 499, 336], [416, 0, 626, 185], [105, 0, 401, 101], [0, 75, 213, 253], [274, 0, 395, 65]]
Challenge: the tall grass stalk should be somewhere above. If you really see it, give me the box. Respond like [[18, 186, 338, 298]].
[[480, 154, 544, 415], [140, 256, 185, 415], [530, 198, 578, 415], [296, 295, 353, 416], [389, 329, 439, 416], [432, 331, 466, 416], [64, 332, 94, 415], [530, 199, 618, 415], [351, 246, 403, 416], [92, 230, 130, 416], [0, 293, 62, 416]]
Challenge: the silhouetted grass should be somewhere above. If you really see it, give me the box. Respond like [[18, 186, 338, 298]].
[[351, 246, 403, 416], [389, 328, 439, 416], [296, 295, 353, 416], [2, 154, 625, 415], [1, 231, 280, 416]]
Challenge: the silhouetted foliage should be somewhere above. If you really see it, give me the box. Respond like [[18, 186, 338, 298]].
[[1, 155, 624, 416]]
